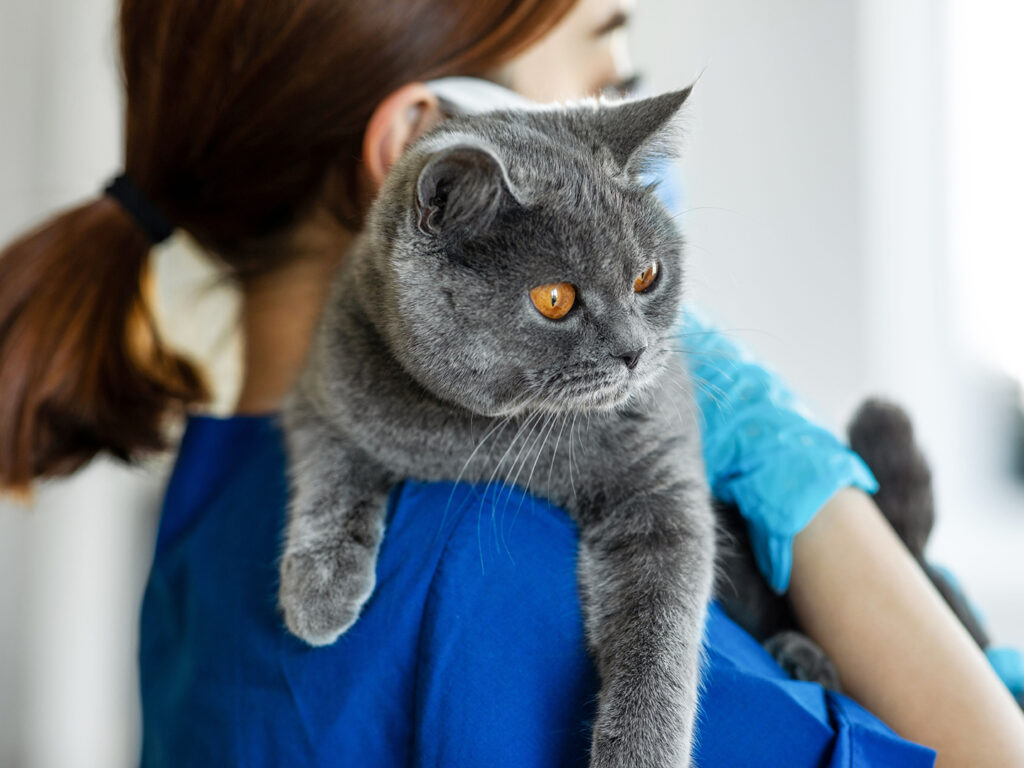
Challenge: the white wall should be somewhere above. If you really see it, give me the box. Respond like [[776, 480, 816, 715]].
[[633, 0, 1024, 647], [635, 0, 867, 425], [0, 0, 240, 759], [0, 1, 173, 765], [939, 0, 1024, 648]]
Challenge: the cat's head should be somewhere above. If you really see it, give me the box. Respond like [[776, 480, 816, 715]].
[[362, 88, 692, 417]]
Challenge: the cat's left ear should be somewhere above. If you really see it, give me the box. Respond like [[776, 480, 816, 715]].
[[415, 143, 516, 240], [592, 86, 693, 176]]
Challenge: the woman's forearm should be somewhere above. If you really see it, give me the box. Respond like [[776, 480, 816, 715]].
[[789, 487, 1024, 767]]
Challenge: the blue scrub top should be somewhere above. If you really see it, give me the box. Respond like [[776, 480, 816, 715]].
[[140, 414, 935, 767]]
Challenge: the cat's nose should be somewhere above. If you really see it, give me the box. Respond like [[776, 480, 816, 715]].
[[614, 347, 646, 370]]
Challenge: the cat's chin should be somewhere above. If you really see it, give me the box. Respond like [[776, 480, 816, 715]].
[[473, 361, 666, 417], [475, 390, 628, 418], [538, 381, 646, 414]]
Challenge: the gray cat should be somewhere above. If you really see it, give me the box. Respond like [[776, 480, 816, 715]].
[[278, 88, 715, 767]]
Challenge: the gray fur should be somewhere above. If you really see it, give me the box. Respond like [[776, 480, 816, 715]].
[[713, 501, 841, 690], [763, 631, 841, 690], [847, 398, 935, 558], [848, 398, 991, 649], [279, 89, 715, 767], [716, 397, 994, 694]]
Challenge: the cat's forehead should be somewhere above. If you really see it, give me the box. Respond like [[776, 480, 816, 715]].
[[533, 200, 664, 279], [412, 111, 679, 274], [429, 110, 624, 182]]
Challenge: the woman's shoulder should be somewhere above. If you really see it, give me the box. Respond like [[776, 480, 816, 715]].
[[151, 412, 286, 557]]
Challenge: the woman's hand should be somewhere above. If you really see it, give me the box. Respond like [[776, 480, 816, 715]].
[[790, 487, 1024, 767]]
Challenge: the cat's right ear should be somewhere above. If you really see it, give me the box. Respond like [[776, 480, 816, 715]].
[[415, 144, 513, 240], [593, 86, 693, 176]]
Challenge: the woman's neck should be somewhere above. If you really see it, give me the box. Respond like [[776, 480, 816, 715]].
[[234, 215, 351, 415]]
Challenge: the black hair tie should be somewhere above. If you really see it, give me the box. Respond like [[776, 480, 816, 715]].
[[103, 173, 175, 245]]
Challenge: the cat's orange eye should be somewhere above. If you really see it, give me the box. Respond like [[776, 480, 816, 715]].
[[634, 262, 659, 293], [530, 282, 576, 320]]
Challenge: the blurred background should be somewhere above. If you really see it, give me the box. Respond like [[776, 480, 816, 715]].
[[1, 0, 1021, 765]]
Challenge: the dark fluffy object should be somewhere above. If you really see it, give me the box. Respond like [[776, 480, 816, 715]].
[[848, 398, 990, 649], [847, 399, 935, 558], [714, 501, 841, 689], [717, 397, 995, 688]]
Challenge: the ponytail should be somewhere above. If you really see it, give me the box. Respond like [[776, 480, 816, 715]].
[[0, 196, 208, 492], [0, 0, 583, 492]]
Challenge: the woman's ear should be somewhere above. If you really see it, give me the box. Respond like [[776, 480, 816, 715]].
[[362, 83, 443, 193]]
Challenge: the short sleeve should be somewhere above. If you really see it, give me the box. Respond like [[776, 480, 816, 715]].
[[680, 307, 878, 592]]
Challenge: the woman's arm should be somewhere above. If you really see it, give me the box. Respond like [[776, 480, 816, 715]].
[[678, 306, 1024, 760], [790, 487, 1024, 767]]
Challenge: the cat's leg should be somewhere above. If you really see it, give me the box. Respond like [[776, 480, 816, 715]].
[[578, 484, 715, 768], [764, 630, 841, 691], [278, 413, 393, 646]]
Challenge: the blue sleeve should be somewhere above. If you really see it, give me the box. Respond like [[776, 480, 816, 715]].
[[680, 306, 878, 593]]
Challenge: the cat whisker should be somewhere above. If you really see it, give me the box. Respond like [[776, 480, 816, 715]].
[[689, 375, 729, 415], [440, 411, 516, 540], [476, 408, 544, 570], [662, 338, 740, 376], [546, 412, 571, 495], [573, 419, 588, 491], [664, 342, 740, 364], [664, 375, 706, 434], [666, 381, 692, 435], [497, 409, 551, 549], [505, 409, 556, 508], [568, 411, 580, 503], [521, 410, 559, 503], [497, 409, 548, 505], [660, 350, 732, 419], [661, 340, 742, 370], [503, 410, 560, 560]]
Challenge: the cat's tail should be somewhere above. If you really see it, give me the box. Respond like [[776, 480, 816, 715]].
[[847, 398, 994, 648], [846, 398, 935, 560]]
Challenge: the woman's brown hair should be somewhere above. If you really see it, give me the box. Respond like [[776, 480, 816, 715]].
[[0, 0, 577, 492]]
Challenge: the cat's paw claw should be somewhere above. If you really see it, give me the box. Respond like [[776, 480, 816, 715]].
[[279, 548, 376, 646]]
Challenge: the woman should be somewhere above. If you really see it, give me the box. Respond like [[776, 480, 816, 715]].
[[1, 0, 1022, 765]]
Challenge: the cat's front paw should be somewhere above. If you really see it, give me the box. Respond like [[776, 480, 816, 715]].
[[279, 546, 377, 646]]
